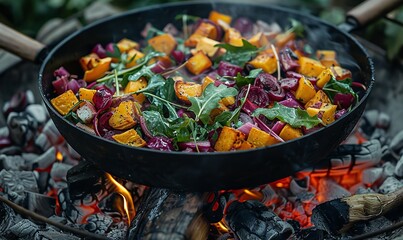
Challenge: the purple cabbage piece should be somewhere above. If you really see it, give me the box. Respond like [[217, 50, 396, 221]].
[[334, 93, 355, 109], [238, 85, 269, 108], [92, 44, 107, 58], [254, 73, 285, 101], [239, 112, 253, 124], [335, 109, 347, 119], [54, 67, 70, 78], [171, 50, 185, 64], [280, 48, 299, 72], [237, 122, 256, 136], [271, 121, 286, 135], [67, 79, 80, 94], [242, 99, 259, 115], [217, 61, 243, 77], [233, 17, 254, 37], [178, 141, 211, 152], [280, 78, 299, 91], [52, 76, 69, 95], [93, 88, 113, 110], [279, 98, 303, 109], [147, 136, 174, 151]]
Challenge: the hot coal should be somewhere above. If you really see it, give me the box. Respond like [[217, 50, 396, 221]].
[[23, 191, 55, 217]]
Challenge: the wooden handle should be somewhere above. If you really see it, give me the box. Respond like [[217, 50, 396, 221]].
[[0, 23, 46, 62], [346, 0, 403, 27]]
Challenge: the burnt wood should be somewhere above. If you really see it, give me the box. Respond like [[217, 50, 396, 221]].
[[127, 188, 209, 240]]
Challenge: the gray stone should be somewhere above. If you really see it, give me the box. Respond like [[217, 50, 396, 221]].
[[379, 177, 403, 194], [376, 112, 390, 129], [25, 104, 48, 124], [395, 155, 403, 177], [390, 130, 403, 154], [362, 167, 383, 185]]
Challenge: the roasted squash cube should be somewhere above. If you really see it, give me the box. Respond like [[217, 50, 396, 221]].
[[316, 50, 339, 67], [274, 32, 295, 49], [316, 68, 333, 88], [83, 57, 112, 82], [248, 32, 268, 48], [331, 66, 352, 81], [304, 90, 331, 109], [186, 51, 212, 75], [125, 49, 145, 68], [78, 88, 96, 103], [247, 127, 280, 147], [202, 76, 215, 91], [297, 56, 326, 77], [214, 126, 245, 152], [148, 33, 177, 55], [209, 10, 232, 24], [195, 37, 220, 57], [224, 28, 242, 45], [279, 124, 302, 141], [124, 77, 148, 104], [249, 53, 277, 74], [306, 107, 320, 117], [319, 103, 337, 125], [50, 90, 79, 116], [109, 101, 137, 130], [117, 38, 139, 53], [174, 80, 202, 104], [295, 77, 316, 104], [80, 53, 99, 71], [112, 129, 146, 147], [185, 22, 218, 47], [238, 140, 256, 150], [221, 96, 235, 106]]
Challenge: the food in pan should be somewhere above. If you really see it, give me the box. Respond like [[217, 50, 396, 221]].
[[50, 10, 361, 152]]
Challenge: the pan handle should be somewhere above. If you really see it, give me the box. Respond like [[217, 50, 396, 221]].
[[346, 0, 402, 28], [0, 23, 46, 63]]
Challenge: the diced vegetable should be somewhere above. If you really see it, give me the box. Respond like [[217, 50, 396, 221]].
[[295, 76, 316, 104], [80, 53, 99, 71], [78, 88, 97, 103], [319, 103, 337, 125], [202, 76, 215, 91], [274, 32, 295, 48], [249, 53, 277, 74], [109, 101, 137, 130], [331, 66, 352, 81], [224, 28, 243, 46], [248, 32, 268, 48], [247, 127, 280, 147], [279, 124, 302, 141], [316, 68, 333, 88], [304, 90, 331, 109], [297, 56, 326, 77], [76, 101, 97, 123], [195, 37, 220, 57], [83, 57, 112, 82], [238, 140, 256, 150], [186, 51, 212, 75], [117, 38, 139, 52], [185, 22, 218, 47], [112, 129, 146, 147], [124, 77, 148, 104], [316, 50, 339, 67], [174, 80, 203, 104], [50, 90, 79, 116], [209, 10, 232, 24], [126, 49, 145, 68], [214, 126, 245, 151], [148, 33, 177, 55]]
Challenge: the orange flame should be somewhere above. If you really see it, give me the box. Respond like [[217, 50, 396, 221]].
[[56, 151, 63, 161], [105, 173, 135, 224]]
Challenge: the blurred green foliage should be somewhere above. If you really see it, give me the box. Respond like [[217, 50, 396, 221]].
[[0, 0, 401, 61]]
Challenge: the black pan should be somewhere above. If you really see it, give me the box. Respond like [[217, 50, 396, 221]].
[[0, 1, 396, 191]]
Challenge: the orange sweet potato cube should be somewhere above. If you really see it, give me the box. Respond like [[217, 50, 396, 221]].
[[274, 32, 295, 49], [174, 80, 203, 104], [78, 88, 96, 103], [117, 38, 139, 53], [202, 76, 215, 91], [295, 76, 316, 104], [214, 126, 245, 152], [109, 101, 137, 130], [83, 57, 112, 82], [186, 51, 212, 75], [209, 10, 232, 24], [304, 90, 331, 109], [195, 37, 220, 57], [112, 129, 146, 147], [249, 53, 277, 74], [319, 103, 337, 125], [185, 22, 218, 47], [125, 49, 145, 68], [316, 50, 339, 67], [148, 33, 177, 55], [279, 124, 303, 141], [316, 68, 333, 88], [247, 127, 280, 147], [124, 77, 148, 103], [224, 28, 242, 46], [298, 56, 326, 78], [238, 140, 256, 150], [248, 32, 268, 48], [50, 90, 79, 116]]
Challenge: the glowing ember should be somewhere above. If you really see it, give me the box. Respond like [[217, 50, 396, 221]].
[[56, 151, 63, 161]]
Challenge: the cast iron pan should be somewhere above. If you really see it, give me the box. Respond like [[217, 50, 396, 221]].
[[0, 1, 398, 191]]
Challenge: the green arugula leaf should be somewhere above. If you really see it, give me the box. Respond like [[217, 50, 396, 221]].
[[142, 110, 174, 137], [322, 77, 358, 103], [215, 39, 260, 67], [128, 65, 155, 81], [135, 74, 165, 94], [252, 102, 321, 129], [234, 68, 262, 87], [156, 77, 176, 102], [188, 83, 238, 125], [288, 18, 305, 38]]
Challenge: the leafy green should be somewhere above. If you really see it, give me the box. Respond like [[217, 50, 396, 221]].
[[288, 18, 305, 38], [128, 65, 155, 82], [322, 77, 358, 103], [234, 68, 262, 87], [188, 84, 238, 125], [252, 102, 321, 129], [215, 40, 260, 67]]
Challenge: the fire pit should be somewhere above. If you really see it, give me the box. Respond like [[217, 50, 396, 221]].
[[1, 3, 403, 240]]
